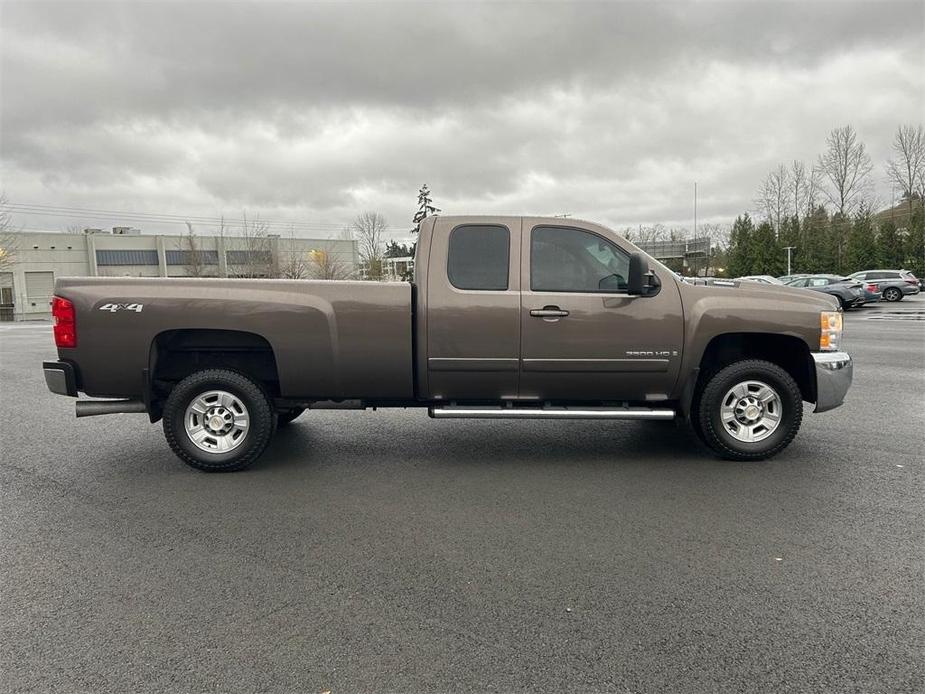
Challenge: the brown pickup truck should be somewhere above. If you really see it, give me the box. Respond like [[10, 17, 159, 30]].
[[43, 215, 853, 471]]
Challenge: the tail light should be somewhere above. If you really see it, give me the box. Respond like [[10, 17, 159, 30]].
[[51, 296, 76, 348], [866, 284, 877, 293], [905, 279, 918, 285]]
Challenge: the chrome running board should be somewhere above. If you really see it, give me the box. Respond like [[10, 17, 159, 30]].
[[428, 405, 675, 420]]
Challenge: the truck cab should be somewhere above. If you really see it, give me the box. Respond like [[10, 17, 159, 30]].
[[417, 216, 682, 404]]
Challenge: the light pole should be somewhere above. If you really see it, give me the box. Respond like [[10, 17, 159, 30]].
[[693, 181, 698, 237], [784, 246, 796, 276]]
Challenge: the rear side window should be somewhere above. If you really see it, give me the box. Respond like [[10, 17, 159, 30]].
[[447, 225, 510, 290]]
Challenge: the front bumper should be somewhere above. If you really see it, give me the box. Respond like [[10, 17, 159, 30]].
[[813, 352, 852, 413], [43, 360, 78, 397]]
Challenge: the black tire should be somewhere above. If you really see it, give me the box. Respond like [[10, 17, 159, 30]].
[[276, 407, 305, 428], [883, 287, 903, 302], [837, 295, 848, 310], [163, 369, 274, 472], [696, 359, 803, 461]]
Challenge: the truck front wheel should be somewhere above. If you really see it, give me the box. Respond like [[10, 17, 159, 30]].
[[163, 369, 275, 472], [696, 360, 803, 461]]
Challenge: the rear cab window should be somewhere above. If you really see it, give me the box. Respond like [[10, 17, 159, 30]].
[[447, 224, 510, 290]]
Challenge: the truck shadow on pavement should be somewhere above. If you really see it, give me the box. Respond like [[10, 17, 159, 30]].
[[257, 418, 725, 472]]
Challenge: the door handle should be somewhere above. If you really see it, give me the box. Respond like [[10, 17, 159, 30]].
[[530, 307, 569, 318]]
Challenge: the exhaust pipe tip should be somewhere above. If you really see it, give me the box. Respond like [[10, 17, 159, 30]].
[[75, 399, 147, 418]]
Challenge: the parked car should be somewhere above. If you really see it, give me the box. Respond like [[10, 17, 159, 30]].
[[736, 275, 784, 285], [848, 270, 921, 302], [44, 215, 853, 470], [785, 275, 871, 309], [778, 274, 810, 284]]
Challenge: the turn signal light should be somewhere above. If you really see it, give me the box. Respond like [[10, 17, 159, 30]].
[[820, 311, 842, 352], [51, 296, 76, 348]]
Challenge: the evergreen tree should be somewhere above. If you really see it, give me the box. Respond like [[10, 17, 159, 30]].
[[844, 209, 877, 273], [901, 206, 924, 276], [830, 211, 852, 274], [799, 205, 833, 273], [751, 221, 783, 275], [778, 215, 800, 274], [726, 214, 755, 277], [877, 220, 902, 268], [384, 240, 413, 258], [412, 184, 440, 230]]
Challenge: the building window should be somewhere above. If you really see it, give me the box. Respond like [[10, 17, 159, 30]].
[[96, 249, 159, 266], [226, 250, 272, 265], [165, 250, 219, 265], [447, 225, 510, 291]]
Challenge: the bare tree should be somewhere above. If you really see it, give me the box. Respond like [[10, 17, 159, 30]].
[[818, 125, 873, 216], [231, 211, 277, 278], [352, 211, 387, 280], [885, 124, 925, 212], [180, 222, 208, 277], [788, 160, 820, 220], [0, 193, 17, 271], [804, 164, 823, 217], [281, 252, 309, 279], [279, 229, 308, 280], [624, 224, 669, 245], [756, 164, 791, 234], [308, 244, 354, 280]]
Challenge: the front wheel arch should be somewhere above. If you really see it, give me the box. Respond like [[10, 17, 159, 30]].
[[690, 332, 816, 407]]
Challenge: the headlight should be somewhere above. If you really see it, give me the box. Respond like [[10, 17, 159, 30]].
[[820, 311, 843, 351]]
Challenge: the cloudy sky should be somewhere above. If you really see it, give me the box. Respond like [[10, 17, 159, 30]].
[[1, 0, 923, 241]]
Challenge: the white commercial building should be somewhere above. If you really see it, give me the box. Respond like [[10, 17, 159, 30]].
[[0, 229, 358, 321]]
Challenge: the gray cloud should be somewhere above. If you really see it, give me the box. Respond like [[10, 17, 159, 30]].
[[1, 0, 923, 237]]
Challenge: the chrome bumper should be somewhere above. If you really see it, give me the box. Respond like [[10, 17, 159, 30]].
[[812, 352, 852, 413]]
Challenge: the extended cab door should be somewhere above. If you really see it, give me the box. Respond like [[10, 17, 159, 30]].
[[424, 217, 522, 401], [518, 220, 684, 403]]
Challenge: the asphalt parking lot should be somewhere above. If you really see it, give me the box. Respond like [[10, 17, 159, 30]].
[[1, 296, 923, 693]]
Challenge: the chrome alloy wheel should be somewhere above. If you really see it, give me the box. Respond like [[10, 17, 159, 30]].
[[184, 390, 250, 453], [719, 380, 782, 443]]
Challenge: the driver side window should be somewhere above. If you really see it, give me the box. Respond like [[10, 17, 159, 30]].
[[530, 226, 630, 293]]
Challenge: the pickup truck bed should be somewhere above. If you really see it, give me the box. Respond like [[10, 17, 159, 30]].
[[55, 277, 414, 400]]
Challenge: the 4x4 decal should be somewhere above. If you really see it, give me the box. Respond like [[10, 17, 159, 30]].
[[98, 302, 144, 313]]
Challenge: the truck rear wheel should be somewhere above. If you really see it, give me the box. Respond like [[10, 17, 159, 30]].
[[163, 369, 275, 472], [696, 359, 803, 461]]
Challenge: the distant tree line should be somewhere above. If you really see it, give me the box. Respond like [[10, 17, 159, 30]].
[[725, 205, 923, 278], [729, 124, 925, 278]]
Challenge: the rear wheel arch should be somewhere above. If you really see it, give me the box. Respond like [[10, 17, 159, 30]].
[[150, 329, 282, 406]]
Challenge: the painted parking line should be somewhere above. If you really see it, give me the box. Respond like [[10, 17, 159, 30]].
[[862, 311, 925, 320]]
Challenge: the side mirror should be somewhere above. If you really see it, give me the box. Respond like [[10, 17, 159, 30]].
[[627, 252, 657, 296]]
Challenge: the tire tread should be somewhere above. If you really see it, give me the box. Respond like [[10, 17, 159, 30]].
[[163, 369, 274, 472], [698, 359, 803, 461]]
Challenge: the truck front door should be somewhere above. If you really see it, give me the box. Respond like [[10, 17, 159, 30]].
[[518, 221, 684, 403]]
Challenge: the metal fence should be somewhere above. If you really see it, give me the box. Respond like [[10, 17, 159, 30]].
[[637, 237, 710, 260]]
